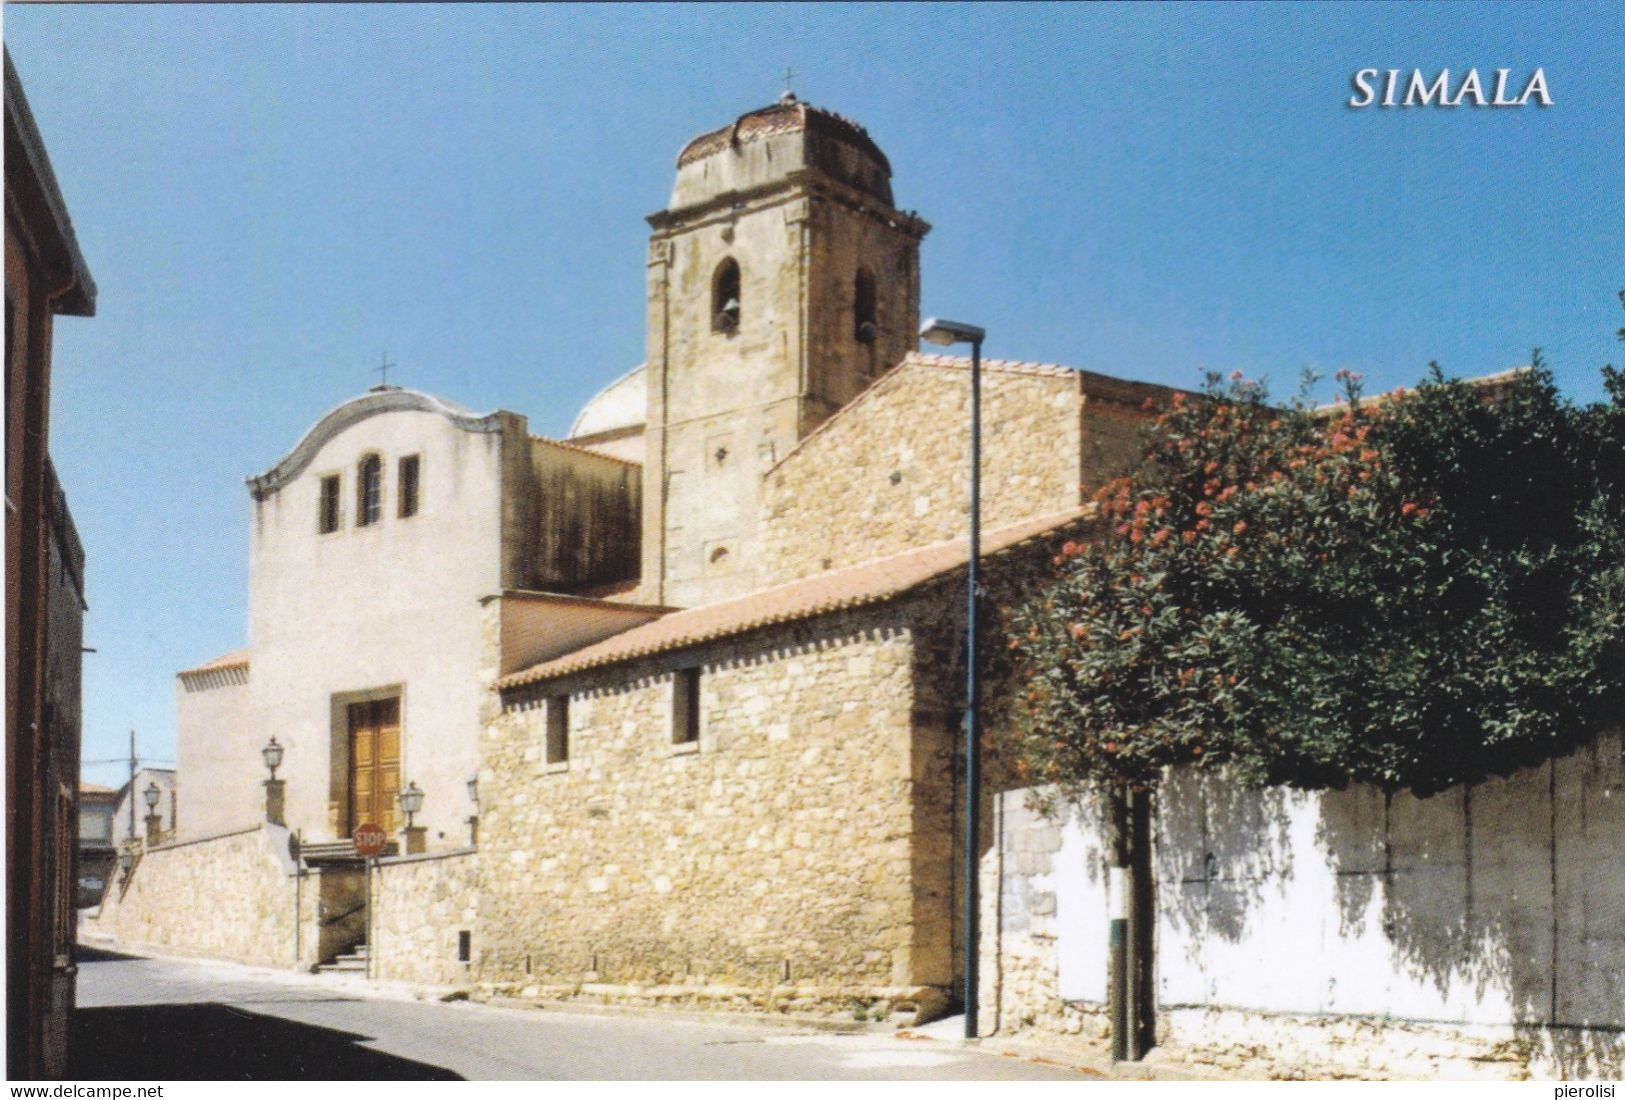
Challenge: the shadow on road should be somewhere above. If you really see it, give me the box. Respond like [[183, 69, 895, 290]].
[[74, 944, 143, 964], [69, 1003, 464, 1080]]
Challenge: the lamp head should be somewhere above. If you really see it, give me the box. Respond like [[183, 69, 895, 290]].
[[261, 736, 284, 774], [399, 781, 425, 817], [143, 781, 161, 810], [919, 317, 985, 347]]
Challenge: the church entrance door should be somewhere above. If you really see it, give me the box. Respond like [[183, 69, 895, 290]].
[[346, 698, 401, 836]]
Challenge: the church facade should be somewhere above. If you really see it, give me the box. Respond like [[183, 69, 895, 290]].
[[174, 388, 648, 847]]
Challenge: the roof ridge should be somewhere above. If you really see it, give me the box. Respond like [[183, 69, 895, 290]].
[[496, 505, 1097, 688], [530, 434, 642, 466], [904, 351, 1079, 379], [177, 647, 250, 677]]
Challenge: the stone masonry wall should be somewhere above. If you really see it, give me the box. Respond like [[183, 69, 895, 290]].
[[979, 787, 1111, 1041], [478, 602, 952, 1020], [759, 361, 1085, 586], [373, 849, 480, 987], [91, 825, 323, 971]]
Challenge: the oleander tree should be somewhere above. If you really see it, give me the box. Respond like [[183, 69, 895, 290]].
[[1002, 298, 1625, 801]]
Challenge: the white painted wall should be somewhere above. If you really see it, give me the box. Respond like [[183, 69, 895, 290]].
[[175, 674, 254, 839], [1054, 800, 1109, 1003], [1019, 731, 1624, 1038], [243, 401, 509, 845]]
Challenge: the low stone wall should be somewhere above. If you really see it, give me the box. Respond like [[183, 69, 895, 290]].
[[91, 825, 321, 970], [986, 731, 1625, 1079], [1158, 1007, 1622, 1081], [372, 848, 480, 986], [488, 980, 942, 1022]]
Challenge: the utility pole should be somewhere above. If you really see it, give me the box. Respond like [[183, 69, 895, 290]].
[[127, 730, 137, 842], [1108, 783, 1154, 1062]]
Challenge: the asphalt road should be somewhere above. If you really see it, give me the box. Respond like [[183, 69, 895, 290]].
[[70, 946, 1086, 1081]]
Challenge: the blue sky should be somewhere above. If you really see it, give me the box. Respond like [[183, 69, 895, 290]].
[[6, 3, 1622, 786]]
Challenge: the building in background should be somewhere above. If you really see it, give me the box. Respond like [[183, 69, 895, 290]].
[[5, 47, 96, 1080], [75, 783, 117, 908], [108, 767, 176, 846]]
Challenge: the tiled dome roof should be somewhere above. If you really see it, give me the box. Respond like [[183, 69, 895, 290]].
[[676, 94, 891, 176]]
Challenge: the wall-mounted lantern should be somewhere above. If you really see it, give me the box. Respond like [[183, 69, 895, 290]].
[[399, 781, 427, 855], [399, 781, 424, 829], [261, 737, 287, 826], [143, 781, 163, 845], [261, 736, 284, 781]]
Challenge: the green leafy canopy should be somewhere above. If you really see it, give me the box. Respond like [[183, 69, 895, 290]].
[[1003, 306, 1625, 800]]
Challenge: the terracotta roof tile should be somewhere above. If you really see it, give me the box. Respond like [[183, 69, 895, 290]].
[[498, 506, 1098, 689], [177, 647, 249, 676], [530, 435, 641, 466]]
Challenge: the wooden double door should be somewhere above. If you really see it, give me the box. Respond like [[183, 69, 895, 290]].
[[346, 698, 401, 835]]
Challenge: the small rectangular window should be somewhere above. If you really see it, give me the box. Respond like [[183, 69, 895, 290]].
[[319, 475, 341, 533], [673, 668, 701, 745], [457, 930, 472, 963], [545, 696, 569, 764], [398, 454, 420, 518]]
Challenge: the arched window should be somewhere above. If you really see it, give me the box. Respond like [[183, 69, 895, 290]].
[[712, 258, 741, 333], [854, 268, 877, 343], [357, 454, 382, 527]]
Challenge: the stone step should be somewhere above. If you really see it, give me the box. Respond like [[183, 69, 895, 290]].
[[316, 959, 368, 974], [315, 944, 370, 973]]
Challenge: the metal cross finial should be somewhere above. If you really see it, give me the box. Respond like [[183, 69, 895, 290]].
[[782, 65, 796, 99], [375, 352, 394, 388]]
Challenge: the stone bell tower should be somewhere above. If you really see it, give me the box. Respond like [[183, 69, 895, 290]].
[[642, 94, 930, 606]]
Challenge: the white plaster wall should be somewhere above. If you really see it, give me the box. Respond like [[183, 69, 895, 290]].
[[175, 677, 254, 839], [999, 731, 1624, 1075], [1055, 800, 1109, 1003], [1147, 731, 1624, 1034], [246, 408, 505, 845]]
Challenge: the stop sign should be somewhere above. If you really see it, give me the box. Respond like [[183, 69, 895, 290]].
[[352, 822, 388, 858]]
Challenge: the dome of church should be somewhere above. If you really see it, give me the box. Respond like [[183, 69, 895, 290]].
[[667, 94, 895, 211], [568, 364, 646, 440]]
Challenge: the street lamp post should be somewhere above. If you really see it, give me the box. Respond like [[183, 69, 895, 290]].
[[261, 736, 286, 826], [399, 781, 426, 854], [142, 780, 163, 845], [919, 317, 986, 1040]]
